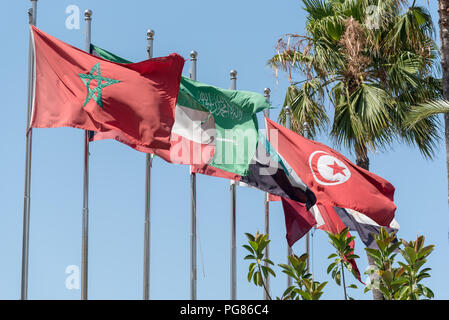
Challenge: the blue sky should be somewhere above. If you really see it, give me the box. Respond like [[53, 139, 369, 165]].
[[1, 0, 448, 300]]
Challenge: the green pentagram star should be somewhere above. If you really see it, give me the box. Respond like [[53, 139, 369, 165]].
[[79, 63, 121, 109]]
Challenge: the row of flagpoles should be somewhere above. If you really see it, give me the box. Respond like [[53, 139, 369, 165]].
[[20, 1, 306, 300]]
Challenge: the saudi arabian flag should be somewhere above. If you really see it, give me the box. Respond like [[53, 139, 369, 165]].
[[90, 44, 270, 175], [179, 77, 269, 175]]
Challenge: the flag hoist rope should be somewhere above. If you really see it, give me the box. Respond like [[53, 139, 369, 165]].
[[263, 88, 271, 300], [81, 9, 92, 300], [230, 69, 237, 300], [21, 0, 38, 300], [143, 28, 155, 301], [190, 50, 198, 300]]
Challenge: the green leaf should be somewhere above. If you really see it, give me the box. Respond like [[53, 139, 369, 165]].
[[404, 247, 417, 263], [327, 262, 337, 274], [335, 270, 341, 286], [249, 240, 259, 253], [244, 233, 255, 242], [242, 244, 254, 254], [263, 258, 275, 266]]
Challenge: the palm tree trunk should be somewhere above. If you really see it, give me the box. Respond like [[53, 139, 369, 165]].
[[438, 0, 449, 214], [356, 146, 384, 300]]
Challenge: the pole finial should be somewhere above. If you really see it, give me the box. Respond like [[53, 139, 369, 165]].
[[147, 29, 155, 39], [190, 50, 198, 60], [27, 8, 33, 23], [264, 88, 271, 97], [84, 9, 92, 20], [303, 121, 309, 129], [230, 69, 237, 79], [285, 105, 292, 114]]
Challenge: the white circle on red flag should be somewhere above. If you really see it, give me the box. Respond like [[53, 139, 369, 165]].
[[309, 151, 351, 186]]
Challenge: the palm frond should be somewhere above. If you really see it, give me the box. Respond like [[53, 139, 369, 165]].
[[278, 80, 328, 138], [331, 82, 394, 151], [405, 100, 449, 128]]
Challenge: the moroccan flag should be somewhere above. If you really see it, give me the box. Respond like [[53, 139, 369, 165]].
[[89, 45, 268, 175], [266, 118, 396, 227], [30, 26, 185, 150]]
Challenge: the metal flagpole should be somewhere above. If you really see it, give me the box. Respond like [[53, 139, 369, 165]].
[[190, 50, 198, 300], [229, 69, 237, 300], [81, 9, 92, 301], [21, 0, 37, 300], [263, 88, 271, 300], [285, 105, 293, 288], [143, 28, 155, 301], [303, 121, 310, 271]]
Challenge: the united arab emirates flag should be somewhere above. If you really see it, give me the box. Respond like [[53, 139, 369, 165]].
[[89, 44, 269, 176], [192, 134, 317, 208], [30, 26, 184, 150]]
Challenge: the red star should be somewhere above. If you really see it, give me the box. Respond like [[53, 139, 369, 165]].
[[328, 161, 346, 176]]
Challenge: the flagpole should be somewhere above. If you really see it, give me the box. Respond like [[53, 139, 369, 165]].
[[189, 50, 198, 300], [81, 9, 92, 301], [303, 121, 310, 271], [285, 105, 293, 288], [143, 28, 155, 301], [21, 0, 37, 300], [263, 88, 271, 300], [229, 69, 238, 300]]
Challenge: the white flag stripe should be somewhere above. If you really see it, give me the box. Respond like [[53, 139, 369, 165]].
[[171, 104, 216, 145], [345, 208, 400, 229], [310, 205, 325, 228]]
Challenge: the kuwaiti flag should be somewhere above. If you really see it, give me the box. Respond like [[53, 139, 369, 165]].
[[266, 118, 397, 227], [91, 80, 217, 165], [89, 45, 269, 175], [30, 26, 184, 150]]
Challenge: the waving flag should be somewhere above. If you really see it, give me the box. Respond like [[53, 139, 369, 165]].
[[89, 45, 269, 175], [180, 77, 268, 175], [30, 26, 184, 150], [281, 199, 362, 281], [192, 135, 316, 207], [333, 207, 400, 249], [266, 118, 396, 227]]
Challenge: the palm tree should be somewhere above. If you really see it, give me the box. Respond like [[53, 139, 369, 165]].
[[406, 1, 449, 210], [270, 0, 442, 299]]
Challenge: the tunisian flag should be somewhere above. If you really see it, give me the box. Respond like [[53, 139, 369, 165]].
[[30, 26, 184, 150], [266, 118, 396, 227]]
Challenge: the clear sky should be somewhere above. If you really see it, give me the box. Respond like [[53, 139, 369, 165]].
[[1, 0, 448, 300]]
